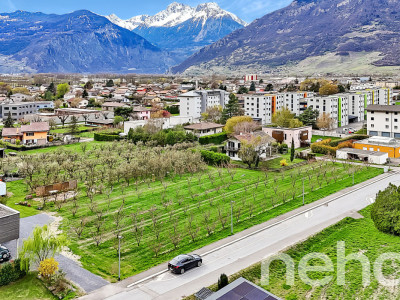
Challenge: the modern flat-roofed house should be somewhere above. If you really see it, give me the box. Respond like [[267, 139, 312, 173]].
[[184, 122, 224, 137], [0, 203, 20, 245], [226, 131, 275, 161], [263, 126, 312, 148], [2, 122, 50, 145], [353, 136, 400, 158], [102, 102, 130, 112], [1, 102, 38, 120]]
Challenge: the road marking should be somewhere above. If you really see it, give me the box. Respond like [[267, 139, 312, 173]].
[[126, 171, 398, 289]]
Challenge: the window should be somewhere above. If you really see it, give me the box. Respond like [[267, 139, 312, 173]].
[[26, 132, 34, 137], [386, 125, 389, 129], [371, 124, 374, 128], [395, 119, 398, 122], [382, 132, 391, 137], [386, 118, 389, 122], [369, 131, 378, 136], [371, 117, 374, 121]]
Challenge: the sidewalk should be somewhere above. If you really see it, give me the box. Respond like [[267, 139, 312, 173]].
[[80, 169, 397, 299]]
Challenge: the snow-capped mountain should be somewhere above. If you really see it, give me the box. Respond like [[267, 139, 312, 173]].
[[106, 2, 246, 61]]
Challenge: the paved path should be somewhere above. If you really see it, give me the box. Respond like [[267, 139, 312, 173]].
[[80, 170, 399, 300], [4, 213, 109, 293]]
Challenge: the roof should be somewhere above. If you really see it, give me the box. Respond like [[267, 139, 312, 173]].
[[21, 122, 49, 133], [102, 102, 128, 107], [231, 131, 275, 144], [337, 147, 388, 157], [206, 277, 281, 300], [354, 137, 400, 148], [366, 105, 400, 113], [2, 127, 21, 137], [0, 203, 19, 218], [184, 122, 224, 130], [87, 119, 114, 125], [133, 106, 151, 112], [179, 91, 200, 97]]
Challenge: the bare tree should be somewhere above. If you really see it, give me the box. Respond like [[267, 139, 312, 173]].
[[72, 217, 87, 239], [187, 213, 200, 242], [57, 114, 69, 128]]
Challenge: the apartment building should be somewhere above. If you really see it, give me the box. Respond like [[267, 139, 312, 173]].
[[366, 105, 400, 138], [308, 94, 350, 128], [179, 89, 229, 119], [1, 102, 38, 120], [244, 94, 284, 124]]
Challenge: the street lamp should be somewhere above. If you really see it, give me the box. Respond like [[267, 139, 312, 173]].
[[302, 178, 305, 206], [118, 235, 123, 281], [230, 201, 235, 235]]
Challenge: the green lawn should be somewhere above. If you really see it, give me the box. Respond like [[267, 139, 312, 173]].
[[50, 125, 92, 134], [259, 153, 303, 169], [311, 135, 341, 143], [0, 273, 56, 300], [38, 162, 382, 281], [204, 206, 400, 300]]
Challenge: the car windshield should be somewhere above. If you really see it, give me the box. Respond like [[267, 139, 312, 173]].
[[170, 255, 188, 264], [0, 246, 6, 250]]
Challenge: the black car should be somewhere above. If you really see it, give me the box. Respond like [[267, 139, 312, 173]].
[[0, 245, 11, 263], [168, 254, 202, 274]]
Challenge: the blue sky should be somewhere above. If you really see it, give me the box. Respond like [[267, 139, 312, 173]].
[[0, 0, 292, 23]]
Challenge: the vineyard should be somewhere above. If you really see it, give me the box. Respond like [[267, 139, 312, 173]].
[[4, 142, 383, 281]]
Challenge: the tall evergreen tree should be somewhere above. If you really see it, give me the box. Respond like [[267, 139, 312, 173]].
[[47, 82, 56, 95], [290, 138, 295, 162], [4, 112, 14, 128], [298, 107, 319, 127], [249, 81, 256, 92], [221, 93, 242, 123]]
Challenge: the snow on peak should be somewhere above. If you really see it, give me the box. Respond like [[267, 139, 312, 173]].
[[107, 2, 247, 30]]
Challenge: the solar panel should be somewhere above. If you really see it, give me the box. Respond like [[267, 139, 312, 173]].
[[232, 282, 255, 296]]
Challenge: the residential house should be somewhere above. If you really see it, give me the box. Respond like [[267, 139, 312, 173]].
[[1, 102, 38, 120], [132, 107, 151, 120], [225, 131, 275, 161], [2, 122, 49, 145], [10, 93, 32, 102], [184, 122, 224, 137], [263, 126, 312, 148], [67, 98, 89, 109], [102, 102, 130, 112]]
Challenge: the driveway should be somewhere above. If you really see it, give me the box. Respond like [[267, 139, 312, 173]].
[[4, 213, 109, 293], [80, 170, 399, 300]]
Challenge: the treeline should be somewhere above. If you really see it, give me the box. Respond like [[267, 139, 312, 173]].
[[127, 126, 197, 146]]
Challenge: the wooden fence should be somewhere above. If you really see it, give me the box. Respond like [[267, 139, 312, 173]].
[[35, 180, 77, 197]]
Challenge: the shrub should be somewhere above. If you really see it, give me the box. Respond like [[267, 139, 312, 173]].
[[199, 132, 228, 145], [280, 159, 288, 167], [94, 132, 121, 141], [218, 273, 229, 290], [38, 257, 59, 279], [200, 150, 230, 165], [0, 259, 26, 286], [371, 184, 400, 236], [329, 134, 368, 147]]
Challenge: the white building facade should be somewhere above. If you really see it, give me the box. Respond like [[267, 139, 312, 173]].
[[179, 90, 229, 119], [367, 105, 400, 138]]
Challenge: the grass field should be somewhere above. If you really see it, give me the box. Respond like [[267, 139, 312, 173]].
[[50, 125, 92, 134], [259, 153, 303, 169], [198, 206, 400, 300], [38, 161, 383, 281], [0, 273, 56, 300]]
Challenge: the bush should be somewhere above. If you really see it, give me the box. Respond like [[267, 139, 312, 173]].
[[280, 159, 288, 166], [329, 134, 368, 147], [94, 132, 121, 141], [371, 184, 400, 236], [0, 259, 26, 286], [39, 258, 59, 279], [218, 273, 229, 290], [200, 150, 230, 165], [311, 137, 359, 156], [199, 132, 228, 145]]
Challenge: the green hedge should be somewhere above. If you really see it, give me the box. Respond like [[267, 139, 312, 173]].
[[0, 259, 26, 286], [329, 134, 369, 147], [94, 132, 122, 141], [200, 150, 230, 165], [199, 132, 227, 145]]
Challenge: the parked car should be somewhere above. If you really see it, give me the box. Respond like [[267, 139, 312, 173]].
[[168, 254, 202, 274], [0, 245, 11, 263], [348, 128, 355, 134]]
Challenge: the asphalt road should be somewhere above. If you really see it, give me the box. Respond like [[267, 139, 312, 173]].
[[81, 170, 399, 300], [3, 213, 109, 293]]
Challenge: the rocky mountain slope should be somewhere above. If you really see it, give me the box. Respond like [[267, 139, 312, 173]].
[[172, 0, 400, 75], [107, 2, 246, 60], [0, 10, 175, 74]]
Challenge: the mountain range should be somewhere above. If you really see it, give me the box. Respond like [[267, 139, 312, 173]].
[[0, 10, 175, 74], [173, 0, 400, 75], [106, 2, 246, 61]]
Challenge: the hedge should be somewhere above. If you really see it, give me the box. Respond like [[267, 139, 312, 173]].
[[199, 132, 227, 145], [200, 150, 230, 165], [329, 134, 369, 147], [0, 259, 26, 286], [311, 137, 360, 155], [94, 132, 121, 141]]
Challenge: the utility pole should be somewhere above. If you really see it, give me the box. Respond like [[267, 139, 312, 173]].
[[230, 201, 235, 235], [302, 178, 305, 206]]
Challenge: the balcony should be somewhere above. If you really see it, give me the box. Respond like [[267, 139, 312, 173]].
[[225, 147, 240, 152]]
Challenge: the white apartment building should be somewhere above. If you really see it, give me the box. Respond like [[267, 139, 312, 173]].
[[244, 94, 284, 124], [308, 94, 350, 129], [179, 89, 229, 119], [367, 105, 400, 138]]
